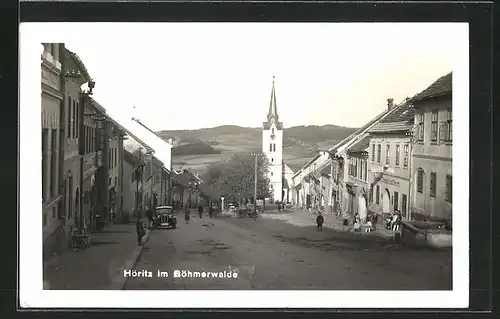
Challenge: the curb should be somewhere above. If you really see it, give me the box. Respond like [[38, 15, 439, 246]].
[[107, 228, 153, 290]]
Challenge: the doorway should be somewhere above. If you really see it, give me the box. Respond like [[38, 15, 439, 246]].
[[382, 189, 391, 214], [358, 195, 367, 221]]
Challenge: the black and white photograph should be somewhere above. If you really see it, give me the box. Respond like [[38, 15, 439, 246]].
[[20, 22, 468, 308]]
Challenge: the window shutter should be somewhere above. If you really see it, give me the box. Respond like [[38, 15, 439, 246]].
[[439, 121, 446, 143]]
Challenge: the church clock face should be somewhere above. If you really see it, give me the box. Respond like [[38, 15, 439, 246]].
[[271, 134, 276, 140]]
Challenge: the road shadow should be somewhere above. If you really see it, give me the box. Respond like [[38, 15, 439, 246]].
[[96, 230, 131, 234], [90, 241, 119, 247]]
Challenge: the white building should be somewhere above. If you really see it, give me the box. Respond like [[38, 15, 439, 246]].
[[261, 77, 283, 202]]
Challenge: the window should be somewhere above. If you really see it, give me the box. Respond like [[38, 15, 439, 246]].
[[385, 144, 390, 165], [445, 175, 452, 202], [131, 172, 135, 183], [441, 109, 452, 142], [67, 97, 72, 139], [354, 158, 358, 178], [417, 169, 424, 193], [50, 129, 57, 198], [364, 160, 367, 181], [417, 113, 424, 142], [109, 151, 112, 169], [431, 111, 438, 142], [109, 177, 112, 186], [402, 194, 407, 216], [271, 172, 273, 176], [395, 144, 400, 166], [394, 191, 399, 211], [75, 102, 79, 138], [447, 109, 452, 141], [376, 185, 380, 204], [269, 143, 272, 152], [369, 185, 374, 203], [403, 143, 409, 167], [72, 100, 77, 138], [271, 158, 273, 163], [272, 128, 275, 134], [115, 148, 117, 167], [371, 144, 375, 162], [377, 144, 381, 163], [114, 177, 117, 186], [430, 172, 436, 197], [42, 128, 48, 201], [273, 143, 276, 152]]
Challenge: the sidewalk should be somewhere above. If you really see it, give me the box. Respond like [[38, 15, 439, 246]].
[[261, 207, 395, 239], [43, 219, 151, 290]]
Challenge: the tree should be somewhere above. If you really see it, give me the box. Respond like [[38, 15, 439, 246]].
[[199, 153, 271, 204]]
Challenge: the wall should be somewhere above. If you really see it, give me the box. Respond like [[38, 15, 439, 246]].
[[411, 97, 452, 221], [262, 122, 283, 201], [42, 43, 63, 243], [122, 159, 137, 219], [368, 134, 412, 217]]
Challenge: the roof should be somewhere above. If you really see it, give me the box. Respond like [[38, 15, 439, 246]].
[[172, 170, 201, 188], [369, 102, 414, 133], [152, 156, 164, 168], [411, 72, 452, 103], [328, 104, 398, 155], [106, 115, 172, 171], [263, 77, 283, 130], [347, 136, 370, 153], [65, 48, 92, 81]]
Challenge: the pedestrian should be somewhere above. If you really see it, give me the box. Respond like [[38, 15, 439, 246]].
[[353, 213, 361, 233], [198, 204, 203, 218], [342, 211, 349, 232], [209, 203, 214, 219], [316, 213, 324, 232], [135, 216, 145, 246], [146, 206, 154, 229]]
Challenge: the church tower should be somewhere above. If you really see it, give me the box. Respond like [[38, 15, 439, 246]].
[[262, 76, 283, 202]]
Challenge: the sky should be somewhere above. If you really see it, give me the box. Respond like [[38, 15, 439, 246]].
[[48, 23, 462, 131]]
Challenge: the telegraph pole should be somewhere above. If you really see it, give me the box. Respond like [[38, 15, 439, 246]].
[[250, 152, 263, 213]]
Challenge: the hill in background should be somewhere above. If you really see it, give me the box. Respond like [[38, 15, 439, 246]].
[[157, 124, 357, 173]]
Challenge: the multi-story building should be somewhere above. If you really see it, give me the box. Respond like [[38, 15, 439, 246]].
[[327, 98, 401, 218], [344, 137, 370, 220], [367, 99, 414, 220], [105, 116, 126, 222], [410, 73, 452, 222], [42, 43, 64, 255], [123, 150, 144, 220], [61, 47, 92, 236], [80, 97, 105, 230]]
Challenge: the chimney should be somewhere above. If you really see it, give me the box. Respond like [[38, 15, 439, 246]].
[[387, 98, 394, 109]]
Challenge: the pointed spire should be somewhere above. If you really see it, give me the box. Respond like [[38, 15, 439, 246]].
[[267, 76, 278, 121]]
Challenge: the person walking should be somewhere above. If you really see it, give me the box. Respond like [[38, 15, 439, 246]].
[[198, 204, 203, 219], [209, 203, 214, 219], [316, 212, 324, 232], [184, 205, 190, 224], [146, 206, 154, 229], [135, 216, 145, 246]]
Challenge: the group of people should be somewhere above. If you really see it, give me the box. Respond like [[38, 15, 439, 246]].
[[184, 203, 215, 223]]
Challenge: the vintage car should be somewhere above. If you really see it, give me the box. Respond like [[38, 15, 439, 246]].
[[154, 206, 177, 229]]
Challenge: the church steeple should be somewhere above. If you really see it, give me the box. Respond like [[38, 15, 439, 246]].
[[267, 76, 278, 121]]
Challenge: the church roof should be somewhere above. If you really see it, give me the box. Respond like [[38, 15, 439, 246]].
[[263, 76, 283, 130]]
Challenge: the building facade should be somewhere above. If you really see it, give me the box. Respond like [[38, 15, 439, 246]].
[[367, 100, 414, 219], [61, 47, 92, 236], [410, 73, 452, 222], [42, 43, 64, 253], [344, 137, 370, 220], [123, 150, 142, 221], [106, 119, 125, 221], [262, 77, 283, 202]]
